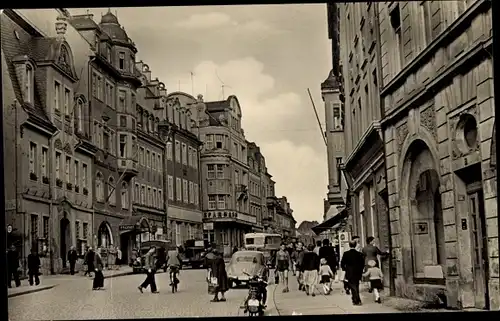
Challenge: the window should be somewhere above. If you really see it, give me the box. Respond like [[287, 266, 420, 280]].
[[215, 134, 223, 149], [31, 214, 39, 242], [208, 196, 216, 210], [43, 216, 49, 239], [103, 131, 110, 152], [74, 160, 79, 187], [157, 154, 162, 172], [119, 52, 125, 70], [119, 134, 127, 158], [216, 164, 224, 179], [130, 55, 135, 73], [233, 143, 238, 158], [189, 182, 194, 203], [158, 190, 163, 208], [64, 88, 71, 116], [182, 143, 187, 165], [336, 157, 343, 186], [96, 173, 104, 202], [153, 188, 157, 208], [217, 195, 225, 209], [108, 176, 116, 205], [206, 135, 214, 150], [390, 5, 403, 72], [176, 178, 182, 201], [121, 183, 129, 209], [29, 142, 37, 175], [82, 163, 88, 188], [41, 147, 48, 178], [168, 176, 174, 200], [97, 75, 103, 100], [139, 147, 144, 165], [76, 99, 84, 132], [25, 64, 33, 103], [175, 141, 181, 163], [167, 142, 173, 160], [207, 164, 215, 179], [147, 186, 152, 206], [54, 81, 61, 112], [194, 183, 199, 205], [83, 222, 88, 239], [146, 150, 150, 167], [65, 156, 71, 183], [152, 152, 156, 170], [75, 221, 80, 239], [135, 183, 140, 203], [183, 179, 188, 203], [235, 170, 240, 185], [118, 90, 126, 112], [188, 147, 193, 167], [141, 185, 146, 204], [193, 150, 198, 169]]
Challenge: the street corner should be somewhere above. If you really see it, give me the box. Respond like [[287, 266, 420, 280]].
[[8, 284, 57, 298]]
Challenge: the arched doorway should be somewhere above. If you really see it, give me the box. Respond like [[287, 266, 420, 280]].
[[401, 139, 445, 278], [98, 222, 114, 248], [60, 217, 70, 268]]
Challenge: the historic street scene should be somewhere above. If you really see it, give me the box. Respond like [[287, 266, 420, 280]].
[[3, 1, 498, 319]]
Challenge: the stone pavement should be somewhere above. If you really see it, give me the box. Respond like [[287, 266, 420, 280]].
[[267, 277, 399, 315], [8, 265, 135, 298]]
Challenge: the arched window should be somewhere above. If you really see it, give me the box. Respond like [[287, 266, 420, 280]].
[[108, 176, 116, 205], [75, 98, 84, 132], [96, 172, 104, 201], [121, 182, 129, 209]]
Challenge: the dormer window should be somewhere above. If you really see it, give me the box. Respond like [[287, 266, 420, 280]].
[[25, 64, 34, 103], [119, 52, 125, 70]]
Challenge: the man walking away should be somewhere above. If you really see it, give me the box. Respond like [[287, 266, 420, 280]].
[[318, 239, 337, 293], [341, 241, 365, 305], [7, 245, 21, 288], [351, 236, 362, 252], [68, 246, 78, 275], [313, 240, 321, 255], [301, 244, 320, 296], [27, 248, 41, 286], [138, 247, 159, 294]]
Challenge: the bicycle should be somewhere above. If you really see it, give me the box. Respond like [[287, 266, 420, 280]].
[[169, 266, 180, 293]]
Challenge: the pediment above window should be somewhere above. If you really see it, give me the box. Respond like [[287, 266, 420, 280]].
[[34, 39, 78, 82]]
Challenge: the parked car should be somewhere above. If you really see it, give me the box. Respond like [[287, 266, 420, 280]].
[[226, 250, 266, 288]]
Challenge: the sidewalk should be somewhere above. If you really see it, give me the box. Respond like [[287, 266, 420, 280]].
[[267, 277, 400, 315], [8, 266, 135, 298]]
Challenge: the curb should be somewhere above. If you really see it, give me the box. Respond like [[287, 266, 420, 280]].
[[8, 284, 58, 298]]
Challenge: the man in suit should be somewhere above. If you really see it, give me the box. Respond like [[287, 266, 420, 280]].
[[340, 241, 365, 305], [138, 246, 159, 294], [68, 246, 78, 275]]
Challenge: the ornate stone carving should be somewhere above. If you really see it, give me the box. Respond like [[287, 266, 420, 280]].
[[396, 122, 409, 155], [54, 139, 63, 150], [420, 106, 437, 139], [58, 45, 72, 76], [63, 143, 73, 155]]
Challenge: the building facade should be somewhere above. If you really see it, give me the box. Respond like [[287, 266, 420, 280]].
[[160, 91, 204, 247], [377, 0, 497, 310], [3, 9, 97, 274], [337, 2, 393, 292], [247, 141, 265, 231]]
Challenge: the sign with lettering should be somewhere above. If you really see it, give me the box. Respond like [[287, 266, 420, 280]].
[[119, 224, 136, 231], [203, 223, 214, 231]]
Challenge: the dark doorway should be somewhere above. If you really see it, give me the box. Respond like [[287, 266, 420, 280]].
[[60, 218, 70, 268]]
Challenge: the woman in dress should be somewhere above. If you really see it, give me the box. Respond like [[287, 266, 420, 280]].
[[209, 249, 229, 302], [92, 250, 105, 290]]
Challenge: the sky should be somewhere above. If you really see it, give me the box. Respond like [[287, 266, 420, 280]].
[[70, 5, 332, 224]]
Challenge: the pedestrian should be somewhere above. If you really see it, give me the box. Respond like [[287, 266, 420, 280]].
[[293, 242, 305, 291], [92, 249, 105, 290], [84, 247, 95, 277], [27, 248, 41, 286], [361, 236, 388, 292], [363, 259, 384, 303], [130, 248, 138, 267], [138, 246, 159, 294], [318, 238, 338, 290], [166, 247, 182, 286], [68, 246, 78, 275], [275, 242, 292, 293], [267, 250, 279, 285], [209, 249, 229, 302], [340, 240, 365, 306], [301, 244, 320, 296], [313, 240, 322, 255], [7, 245, 21, 288], [116, 246, 122, 270], [319, 258, 334, 295]]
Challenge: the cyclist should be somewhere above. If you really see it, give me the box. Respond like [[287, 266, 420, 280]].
[[166, 247, 183, 287]]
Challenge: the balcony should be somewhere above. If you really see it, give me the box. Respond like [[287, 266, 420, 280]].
[[117, 158, 139, 180]]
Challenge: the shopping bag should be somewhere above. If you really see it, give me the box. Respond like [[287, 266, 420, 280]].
[[338, 270, 346, 282], [210, 277, 218, 286]]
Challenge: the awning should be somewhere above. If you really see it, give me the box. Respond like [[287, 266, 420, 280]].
[[119, 215, 150, 234], [312, 208, 348, 235]]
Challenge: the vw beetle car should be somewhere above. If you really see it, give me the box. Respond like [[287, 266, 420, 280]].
[[226, 250, 266, 288]]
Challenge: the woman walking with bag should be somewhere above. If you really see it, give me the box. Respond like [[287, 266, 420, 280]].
[[208, 249, 229, 302]]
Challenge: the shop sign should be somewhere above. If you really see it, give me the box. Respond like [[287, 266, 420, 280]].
[[203, 223, 214, 231], [119, 224, 136, 231]]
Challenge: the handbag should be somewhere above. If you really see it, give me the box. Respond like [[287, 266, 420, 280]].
[[210, 277, 218, 286]]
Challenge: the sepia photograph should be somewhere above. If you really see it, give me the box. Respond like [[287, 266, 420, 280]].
[[2, 1, 498, 319]]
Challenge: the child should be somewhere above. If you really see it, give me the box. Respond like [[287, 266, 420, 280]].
[[319, 258, 334, 295], [363, 259, 384, 303]]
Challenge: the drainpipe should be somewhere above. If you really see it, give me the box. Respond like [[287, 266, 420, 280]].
[[48, 127, 61, 275], [87, 56, 96, 248]]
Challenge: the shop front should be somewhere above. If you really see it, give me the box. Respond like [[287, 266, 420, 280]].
[[118, 216, 152, 265]]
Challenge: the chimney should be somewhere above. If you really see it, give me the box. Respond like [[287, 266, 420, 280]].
[[55, 13, 68, 40]]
